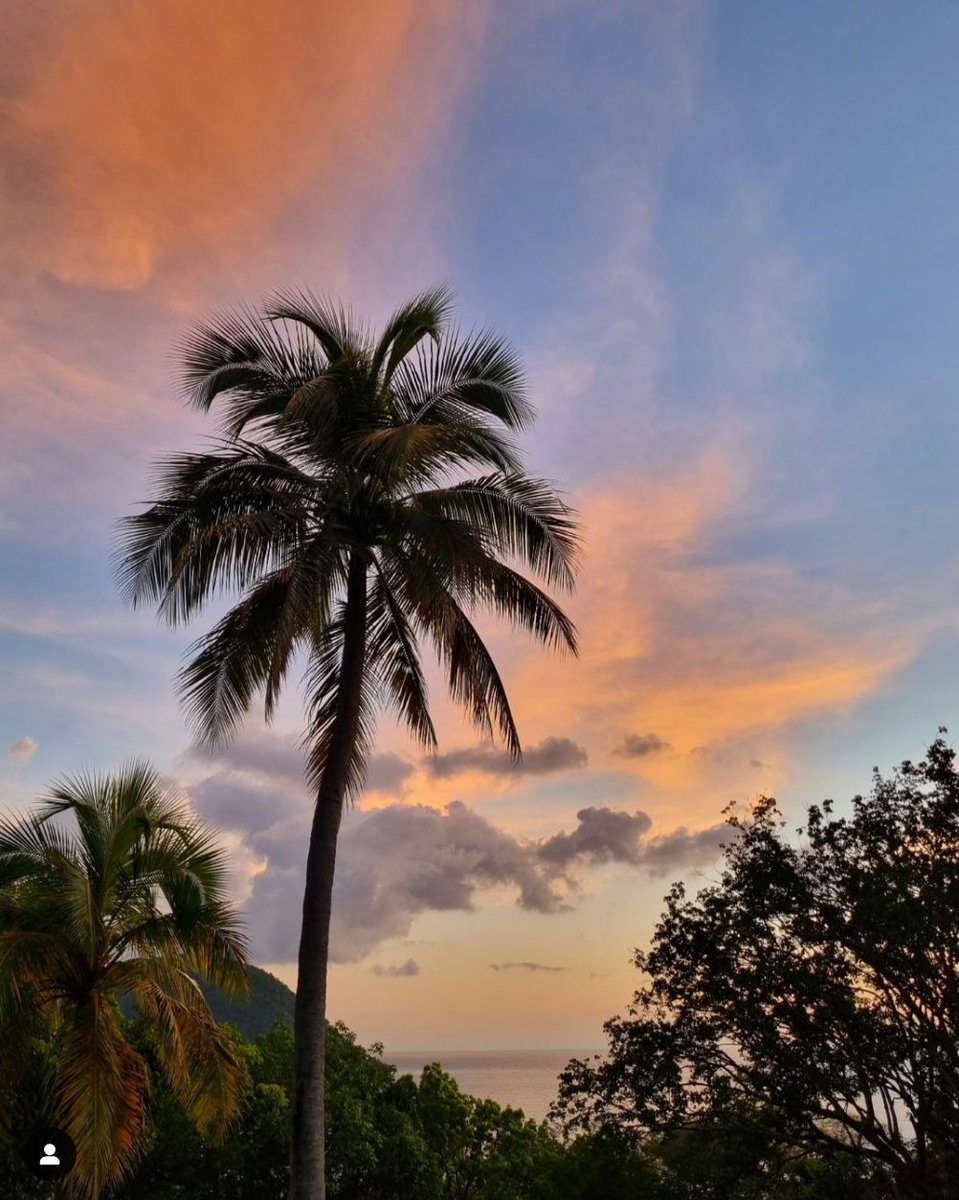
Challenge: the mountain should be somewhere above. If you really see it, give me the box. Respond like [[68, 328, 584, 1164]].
[[121, 965, 295, 1043], [201, 965, 295, 1040]]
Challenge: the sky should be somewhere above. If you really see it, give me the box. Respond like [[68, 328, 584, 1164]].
[[3, 0, 959, 1050]]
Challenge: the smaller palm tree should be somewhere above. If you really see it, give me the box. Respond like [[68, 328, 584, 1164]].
[[0, 762, 249, 1198]]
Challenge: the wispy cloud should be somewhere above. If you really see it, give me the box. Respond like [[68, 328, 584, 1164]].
[[0, 1, 488, 541], [372, 959, 421, 979], [6, 736, 38, 765], [504, 458, 921, 826], [424, 737, 588, 780], [2, 0, 487, 292], [490, 962, 566, 974]]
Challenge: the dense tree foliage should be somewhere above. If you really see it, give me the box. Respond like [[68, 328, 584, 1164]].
[[557, 736, 959, 1200], [0, 1011, 881, 1199], [1, 1016, 872, 1199], [125, 1022, 563, 1200], [7, 744, 958, 1196], [0, 764, 248, 1197]]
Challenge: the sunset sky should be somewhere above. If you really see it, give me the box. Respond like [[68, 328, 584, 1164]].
[[4, 1, 959, 1050]]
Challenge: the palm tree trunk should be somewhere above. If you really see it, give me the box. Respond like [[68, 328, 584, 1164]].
[[291, 551, 368, 1200]]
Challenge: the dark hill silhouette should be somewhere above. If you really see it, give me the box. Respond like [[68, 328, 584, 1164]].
[[121, 965, 295, 1041], [201, 964, 295, 1039]]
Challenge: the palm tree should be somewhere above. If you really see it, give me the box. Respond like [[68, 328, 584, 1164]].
[[0, 761, 248, 1198], [116, 286, 579, 1198]]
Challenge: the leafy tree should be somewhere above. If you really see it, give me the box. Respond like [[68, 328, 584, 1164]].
[[642, 1104, 884, 1200], [130, 1024, 290, 1199], [415, 1062, 555, 1199], [116, 286, 579, 1198], [534, 1128, 662, 1200], [129, 1019, 575, 1200], [556, 736, 959, 1199], [0, 763, 248, 1197]]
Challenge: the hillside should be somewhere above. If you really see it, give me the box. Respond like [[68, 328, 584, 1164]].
[[121, 965, 295, 1042], [201, 965, 295, 1040]]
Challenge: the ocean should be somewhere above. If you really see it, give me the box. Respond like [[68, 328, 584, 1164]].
[[382, 1049, 602, 1124]]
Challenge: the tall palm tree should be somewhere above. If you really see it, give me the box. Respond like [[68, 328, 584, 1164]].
[[0, 762, 248, 1198], [116, 286, 579, 1199]]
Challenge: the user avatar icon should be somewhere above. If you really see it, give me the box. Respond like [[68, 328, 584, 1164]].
[[24, 1126, 76, 1180]]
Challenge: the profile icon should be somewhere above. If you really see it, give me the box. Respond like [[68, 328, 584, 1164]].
[[24, 1126, 76, 1180]]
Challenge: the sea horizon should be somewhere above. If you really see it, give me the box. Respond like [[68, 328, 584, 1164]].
[[381, 1048, 605, 1124]]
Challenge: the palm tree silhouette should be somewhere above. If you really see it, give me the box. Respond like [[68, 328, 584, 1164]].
[[0, 762, 248, 1198], [116, 287, 579, 1198]]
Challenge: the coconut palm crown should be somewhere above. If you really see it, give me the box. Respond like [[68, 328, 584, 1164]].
[[115, 286, 579, 1198], [0, 762, 248, 1198]]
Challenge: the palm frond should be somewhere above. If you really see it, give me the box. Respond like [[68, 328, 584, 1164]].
[[176, 304, 323, 417], [388, 553, 520, 754], [367, 561, 437, 750], [475, 560, 579, 653], [371, 284, 453, 390], [301, 603, 379, 797], [0, 812, 72, 885], [407, 472, 580, 590], [177, 566, 305, 745], [134, 981, 245, 1138], [115, 442, 315, 623], [392, 325, 534, 430], [266, 289, 366, 364], [53, 999, 152, 1198], [351, 417, 523, 488]]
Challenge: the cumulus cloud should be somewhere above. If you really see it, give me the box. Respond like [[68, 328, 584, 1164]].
[[190, 774, 296, 839], [490, 962, 566, 973], [367, 753, 417, 794], [185, 734, 413, 818], [424, 736, 587, 780], [326, 801, 570, 962], [537, 806, 652, 867], [612, 732, 670, 758], [642, 824, 728, 876], [7, 736, 38, 764], [319, 801, 721, 962], [372, 959, 420, 978], [184, 738, 723, 963], [184, 733, 306, 789]]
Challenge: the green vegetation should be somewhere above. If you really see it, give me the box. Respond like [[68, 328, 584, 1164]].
[[200, 965, 296, 1042], [6, 283, 959, 1196], [0, 1014, 892, 1199], [556, 735, 959, 1200], [4, 740, 959, 1196], [116, 287, 579, 1198], [0, 764, 248, 1197]]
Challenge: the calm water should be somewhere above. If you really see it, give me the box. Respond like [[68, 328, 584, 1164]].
[[382, 1049, 602, 1123]]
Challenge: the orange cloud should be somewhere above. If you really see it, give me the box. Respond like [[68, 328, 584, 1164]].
[[207, 448, 920, 848], [0, 0, 488, 535], [3, 0, 486, 290], [494, 451, 921, 825]]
